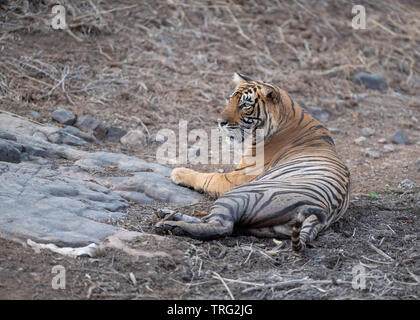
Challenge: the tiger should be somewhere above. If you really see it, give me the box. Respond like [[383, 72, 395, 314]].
[[155, 73, 350, 251]]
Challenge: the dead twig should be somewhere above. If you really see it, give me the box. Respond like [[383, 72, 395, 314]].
[[223, 5, 257, 46], [368, 242, 395, 262], [212, 271, 235, 300], [242, 277, 350, 293], [70, 4, 138, 23]]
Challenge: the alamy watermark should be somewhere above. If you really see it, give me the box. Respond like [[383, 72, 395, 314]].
[[155, 120, 265, 175], [51, 265, 66, 290], [51, 4, 366, 31], [351, 5, 366, 30], [351, 264, 366, 290], [51, 5, 67, 30]]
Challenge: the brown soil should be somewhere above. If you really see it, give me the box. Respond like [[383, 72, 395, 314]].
[[0, 0, 419, 300]]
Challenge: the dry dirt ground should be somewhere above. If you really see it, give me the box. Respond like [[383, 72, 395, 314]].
[[0, 0, 419, 300]]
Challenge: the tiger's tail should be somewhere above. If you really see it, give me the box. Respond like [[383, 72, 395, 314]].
[[291, 207, 327, 251]]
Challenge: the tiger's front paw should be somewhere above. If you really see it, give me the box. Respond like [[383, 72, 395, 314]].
[[171, 167, 197, 188]]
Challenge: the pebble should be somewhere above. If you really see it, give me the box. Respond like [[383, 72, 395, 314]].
[[303, 106, 332, 122], [358, 157, 367, 164], [106, 127, 127, 142], [392, 130, 409, 145], [398, 179, 415, 189], [415, 159, 420, 172], [29, 110, 41, 119], [62, 125, 98, 144], [51, 108, 76, 125], [120, 129, 147, 146], [361, 127, 375, 137], [364, 149, 380, 159], [381, 144, 397, 153], [328, 128, 341, 135], [351, 72, 386, 91], [354, 136, 367, 146], [75, 114, 108, 139], [188, 147, 201, 160], [378, 138, 387, 144]]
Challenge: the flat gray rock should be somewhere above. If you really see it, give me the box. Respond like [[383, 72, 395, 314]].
[[67, 152, 203, 205], [0, 110, 204, 249], [110, 172, 203, 205], [0, 111, 88, 160], [74, 151, 172, 175], [0, 161, 127, 246]]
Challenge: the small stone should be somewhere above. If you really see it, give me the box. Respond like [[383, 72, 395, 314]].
[[415, 159, 420, 172], [302, 106, 332, 122], [52, 108, 76, 125], [188, 147, 201, 160], [358, 157, 367, 164], [364, 149, 380, 159], [408, 100, 420, 109], [75, 114, 99, 131], [75, 115, 108, 139], [62, 126, 98, 144], [148, 133, 162, 146], [328, 128, 341, 135], [351, 72, 386, 91], [378, 138, 387, 144], [361, 127, 375, 137], [398, 179, 415, 189], [29, 110, 41, 119], [392, 130, 409, 145], [381, 144, 397, 153], [354, 136, 367, 146], [120, 129, 147, 146], [106, 127, 127, 142]]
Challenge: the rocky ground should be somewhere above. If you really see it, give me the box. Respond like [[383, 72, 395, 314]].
[[0, 0, 419, 300]]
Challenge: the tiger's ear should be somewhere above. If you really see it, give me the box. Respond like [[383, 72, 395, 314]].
[[261, 85, 279, 103], [233, 72, 253, 86]]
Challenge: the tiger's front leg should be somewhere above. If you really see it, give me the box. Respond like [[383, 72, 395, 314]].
[[171, 167, 251, 197]]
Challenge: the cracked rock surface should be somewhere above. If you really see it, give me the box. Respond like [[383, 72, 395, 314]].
[[0, 110, 202, 247]]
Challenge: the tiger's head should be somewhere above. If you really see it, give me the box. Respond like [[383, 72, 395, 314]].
[[218, 73, 281, 143]]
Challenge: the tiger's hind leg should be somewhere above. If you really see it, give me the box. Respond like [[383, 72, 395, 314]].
[[155, 209, 202, 224], [155, 207, 235, 240], [291, 208, 327, 251]]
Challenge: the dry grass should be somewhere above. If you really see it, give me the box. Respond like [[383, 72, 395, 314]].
[[1, 0, 418, 127]]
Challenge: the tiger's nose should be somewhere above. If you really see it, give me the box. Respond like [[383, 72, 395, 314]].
[[217, 118, 228, 126]]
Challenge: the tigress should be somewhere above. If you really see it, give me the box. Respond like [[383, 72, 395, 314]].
[[156, 73, 350, 251]]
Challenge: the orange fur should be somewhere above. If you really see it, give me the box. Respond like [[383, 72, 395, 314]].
[[171, 74, 336, 198]]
